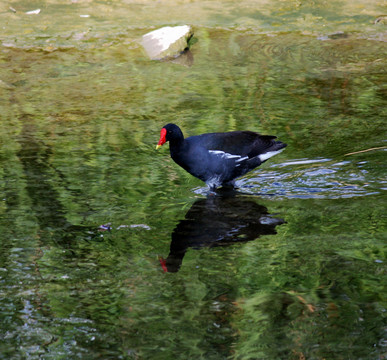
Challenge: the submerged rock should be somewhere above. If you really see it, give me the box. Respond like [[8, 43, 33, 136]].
[[374, 15, 387, 24], [170, 49, 194, 67], [141, 25, 193, 60], [317, 31, 349, 41], [25, 9, 41, 15]]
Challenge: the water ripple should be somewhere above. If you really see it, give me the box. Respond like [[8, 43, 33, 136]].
[[237, 158, 384, 199]]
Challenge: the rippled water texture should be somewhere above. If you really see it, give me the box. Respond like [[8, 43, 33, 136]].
[[236, 157, 385, 198], [0, 0, 386, 359]]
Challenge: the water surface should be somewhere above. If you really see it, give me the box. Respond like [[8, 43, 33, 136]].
[[0, 1, 386, 359]]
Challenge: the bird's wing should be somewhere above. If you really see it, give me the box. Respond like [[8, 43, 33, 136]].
[[188, 131, 280, 158]]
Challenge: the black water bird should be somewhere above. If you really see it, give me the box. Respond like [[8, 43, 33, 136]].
[[156, 123, 286, 189]]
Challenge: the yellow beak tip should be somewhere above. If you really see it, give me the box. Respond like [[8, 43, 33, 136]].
[[156, 144, 162, 150]]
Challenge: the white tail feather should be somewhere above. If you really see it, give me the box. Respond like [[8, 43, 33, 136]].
[[258, 149, 284, 162]]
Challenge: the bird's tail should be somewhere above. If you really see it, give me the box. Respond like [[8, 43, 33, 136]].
[[258, 141, 287, 162]]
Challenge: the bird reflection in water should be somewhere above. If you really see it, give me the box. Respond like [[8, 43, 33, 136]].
[[160, 193, 285, 272]]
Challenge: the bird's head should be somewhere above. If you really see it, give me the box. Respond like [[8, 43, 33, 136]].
[[156, 124, 184, 149]]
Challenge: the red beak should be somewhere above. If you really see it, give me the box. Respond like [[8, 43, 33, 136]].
[[156, 128, 167, 149]]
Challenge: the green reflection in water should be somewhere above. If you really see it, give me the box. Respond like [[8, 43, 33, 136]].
[[0, 2, 386, 358]]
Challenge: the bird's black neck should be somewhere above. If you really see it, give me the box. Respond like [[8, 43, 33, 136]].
[[169, 129, 185, 153], [169, 140, 185, 159]]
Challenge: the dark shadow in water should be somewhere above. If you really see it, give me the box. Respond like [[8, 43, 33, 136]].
[[160, 191, 285, 272], [17, 117, 96, 249]]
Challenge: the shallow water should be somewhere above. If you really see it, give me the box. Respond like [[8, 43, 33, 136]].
[[0, 1, 386, 359]]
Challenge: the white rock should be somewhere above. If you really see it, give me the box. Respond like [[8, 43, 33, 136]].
[[141, 25, 193, 60]]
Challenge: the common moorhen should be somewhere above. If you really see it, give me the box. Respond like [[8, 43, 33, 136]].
[[156, 123, 287, 189]]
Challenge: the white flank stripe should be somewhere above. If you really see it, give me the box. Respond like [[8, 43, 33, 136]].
[[208, 150, 224, 155], [236, 156, 248, 162], [209, 150, 241, 160], [258, 149, 284, 162]]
